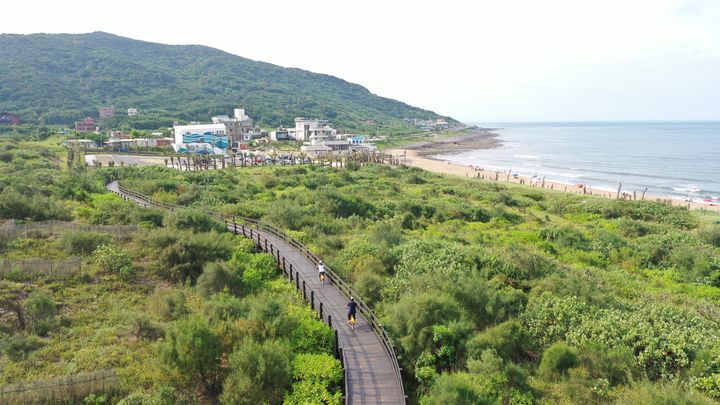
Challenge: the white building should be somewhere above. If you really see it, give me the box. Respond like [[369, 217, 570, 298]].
[[127, 108, 138, 117], [172, 123, 228, 154], [212, 108, 257, 147], [290, 118, 337, 141]]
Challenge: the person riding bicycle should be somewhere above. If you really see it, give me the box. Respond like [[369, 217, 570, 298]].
[[318, 260, 326, 284], [347, 296, 357, 327]]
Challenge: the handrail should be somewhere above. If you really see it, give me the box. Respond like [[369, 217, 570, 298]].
[[112, 182, 406, 402]]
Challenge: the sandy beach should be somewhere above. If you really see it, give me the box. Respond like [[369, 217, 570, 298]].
[[386, 130, 720, 213]]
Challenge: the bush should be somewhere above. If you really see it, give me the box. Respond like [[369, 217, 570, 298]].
[[24, 289, 58, 336], [467, 320, 528, 363], [93, 244, 133, 279], [162, 316, 224, 395], [421, 373, 494, 405], [196, 261, 243, 298], [353, 271, 383, 307], [614, 381, 716, 405], [147, 288, 188, 321], [164, 210, 224, 233], [539, 342, 578, 380], [58, 231, 113, 255], [0, 333, 44, 360], [155, 231, 233, 283], [285, 353, 343, 405], [220, 340, 292, 405]]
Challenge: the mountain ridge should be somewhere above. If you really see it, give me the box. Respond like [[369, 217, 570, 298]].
[[0, 32, 455, 133]]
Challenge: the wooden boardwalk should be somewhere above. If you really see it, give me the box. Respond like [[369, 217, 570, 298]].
[[106, 181, 405, 404]]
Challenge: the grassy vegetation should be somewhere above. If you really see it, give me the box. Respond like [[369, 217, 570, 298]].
[[117, 163, 720, 404], [0, 137, 340, 404], [1, 134, 719, 404]]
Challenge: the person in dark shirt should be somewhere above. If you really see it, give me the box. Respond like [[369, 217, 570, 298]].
[[347, 297, 357, 328]]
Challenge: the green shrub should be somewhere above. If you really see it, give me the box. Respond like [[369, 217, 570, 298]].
[[0, 333, 44, 360], [467, 320, 528, 363], [285, 353, 343, 405], [155, 231, 233, 283], [162, 316, 224, 395], [539, 342, 578, 380], [164, 210, 224, 233], [58, 231, 112, 255], [421, 373, 493, 405], [700, 225, 720, 248], [24, 289, 58, 336], [196, 261, 243, 298], [220, 339, 292, 405], [93, 244, 133, 279], [614, 381, 716, 405]]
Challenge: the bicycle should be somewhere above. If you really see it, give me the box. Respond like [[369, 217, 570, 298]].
[[319, 272, 326, 285], [348, 314, 356, 330]]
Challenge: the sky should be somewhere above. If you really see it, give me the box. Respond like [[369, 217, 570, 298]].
[[3, 0, 720, 122]]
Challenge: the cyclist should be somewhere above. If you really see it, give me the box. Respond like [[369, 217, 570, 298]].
[[347, 296, 357, 330], [318, 260, 326, 285]]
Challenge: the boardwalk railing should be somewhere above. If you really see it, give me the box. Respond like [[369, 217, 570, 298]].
[[111, 182, 406, 403]]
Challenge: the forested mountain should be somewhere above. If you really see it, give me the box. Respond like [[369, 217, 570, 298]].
[[0, 32, 453, 132]]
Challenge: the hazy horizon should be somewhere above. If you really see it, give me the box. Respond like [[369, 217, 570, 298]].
[[3, 0, 720, 122]]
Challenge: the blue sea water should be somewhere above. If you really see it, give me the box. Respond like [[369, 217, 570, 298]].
[[436, 121, 720, 202]]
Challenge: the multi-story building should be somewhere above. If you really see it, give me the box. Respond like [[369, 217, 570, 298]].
[[290, 118, 337, 141], [127, 108, 138, 117], [98, 105, 115, 119], [212, 108, 256, 148], [172, 123, 228, 154], [0, 112, 21, 125], [75, 117, 97, 132]]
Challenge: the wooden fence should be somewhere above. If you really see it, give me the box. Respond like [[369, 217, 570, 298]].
[[0, 369, 119, 405], [0, 220, 138, 243], [0, 257, 82, 280]]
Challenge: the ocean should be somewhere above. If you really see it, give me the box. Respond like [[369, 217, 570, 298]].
[[436, 121, 720, 203]]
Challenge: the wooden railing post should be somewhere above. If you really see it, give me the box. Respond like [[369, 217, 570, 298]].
[[335, 329, 339, 357], [311, 290, 315, 310], [302, 280, 306, 301], [328, 315, 332, 328], [296, 271, 300, 290], [320, 302, 323, 320], [289, 264, 294, 281]]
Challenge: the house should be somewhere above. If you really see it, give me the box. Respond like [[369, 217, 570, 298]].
[[105, 139, 135, 151], [212, 108, 258, 148], [63, 139, 96, 149], [98, 105, 115, 119], [108, 131, 128, 139], [270, 128, 290, 141], [172, 123, 228, 154], [0, 112, 21, 125], [290, 118, 336, 141], [127, 108, 138, 117], [75, 117, 97, 132]]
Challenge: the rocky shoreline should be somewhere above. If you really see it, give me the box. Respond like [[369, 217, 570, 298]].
[[404, 127, 501, 157]]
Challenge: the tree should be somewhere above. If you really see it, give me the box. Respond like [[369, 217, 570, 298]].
[[220, 340, 292, 405], [162, 316, 224, 395]]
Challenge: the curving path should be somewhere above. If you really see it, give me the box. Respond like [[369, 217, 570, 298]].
[[106, 181, 405, 404]]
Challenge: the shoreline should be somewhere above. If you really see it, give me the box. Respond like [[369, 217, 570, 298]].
[[387, 139, 720, 213]]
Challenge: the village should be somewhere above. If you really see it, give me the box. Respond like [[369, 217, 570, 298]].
[[54, 105, 387, 162]]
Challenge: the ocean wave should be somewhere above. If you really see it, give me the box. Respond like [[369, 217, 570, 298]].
[[514, 154, 540, 159], [672, 185, 701, 193]]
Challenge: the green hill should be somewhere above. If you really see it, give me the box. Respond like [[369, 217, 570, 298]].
[[0, 32, 455, 133]]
